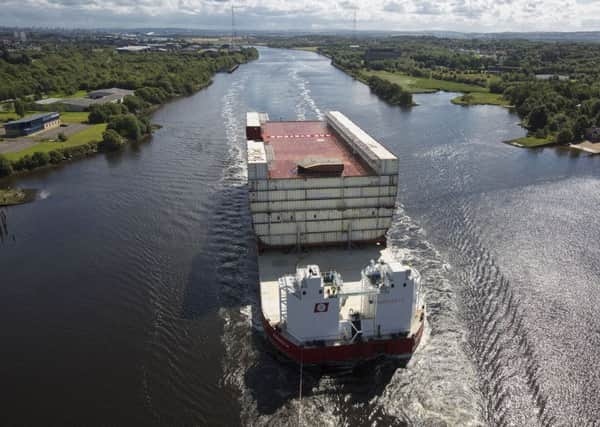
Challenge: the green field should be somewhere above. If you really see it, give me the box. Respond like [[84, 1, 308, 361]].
[[59, 112, 90, 124], [0, 111, 21, 123], [4, 124, 106, 161], [292, 46, 319, 52], [361, 70, 489, 94], [506, 135, 556, 148], [451, 92, 512, 107]]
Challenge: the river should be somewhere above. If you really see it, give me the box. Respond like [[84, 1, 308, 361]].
[[1, 47, 599, 426]]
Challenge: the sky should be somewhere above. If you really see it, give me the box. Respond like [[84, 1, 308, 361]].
[[1, 0, 600, 33]]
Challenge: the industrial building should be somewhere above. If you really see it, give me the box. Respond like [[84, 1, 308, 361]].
[[4, 112, 60, 137], [116, 45, 151, 53], [585, 127, 600, 143], [34, 88, 135, 112]]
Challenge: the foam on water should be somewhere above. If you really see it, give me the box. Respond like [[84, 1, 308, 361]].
[[287, 58, 323, 121], [37, 190, 50, 200]]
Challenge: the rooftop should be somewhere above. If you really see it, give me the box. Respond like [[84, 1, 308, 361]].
[[116, 45, 151, 52], [261, 121, 372, 179], [34, 98, 62, 105], [88, 88, 134, 98], [5, 112, 59, 125]]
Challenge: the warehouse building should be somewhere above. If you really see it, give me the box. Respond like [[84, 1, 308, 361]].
[[4, 112, 60, 137], [34, 88, 135, 112]]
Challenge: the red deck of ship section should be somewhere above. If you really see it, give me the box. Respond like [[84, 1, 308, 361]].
[[261, 121, 372, 179]]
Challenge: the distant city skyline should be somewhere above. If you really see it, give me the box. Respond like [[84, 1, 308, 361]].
[[1, 0, 599, 33]]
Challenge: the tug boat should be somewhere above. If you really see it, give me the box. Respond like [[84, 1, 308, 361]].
[[260, 250, 425, 367], [246, 111, 425, 366]]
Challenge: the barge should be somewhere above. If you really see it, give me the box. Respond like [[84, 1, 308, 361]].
[[246, 111, 425, 367]]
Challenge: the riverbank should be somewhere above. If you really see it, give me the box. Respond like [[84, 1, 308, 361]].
[[505, 135, 557, 148], [334, 64, 559, 151], [1, 121, 107, 161], [360, 69, 489, 94], [0, 49, 259, 178], [334, 65, 510, 109], [451, 92, 512, 107]]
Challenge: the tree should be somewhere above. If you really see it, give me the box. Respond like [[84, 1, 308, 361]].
[[107, 114, 142, 141], [88, 103, 128, 124], [13, 99, 26, 117], [122, 95, 144, 114], [57, 132, 68, 142], [99, 129, 124, 152], [48, 150, 63, 164], [489, 78, 505, 94], [366, 75, 413, 107], [31, 152, 50, 167], [527, 106, 548, 131], [556, 128, 574, 144], [572, 115, 591, 141], [0, 154, 12, 177]]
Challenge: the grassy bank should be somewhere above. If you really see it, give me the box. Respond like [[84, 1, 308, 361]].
[[506, 135, 556, 148], [360, 70, 489, 94], [4, 124, 107, 162], [451, 92, 511, 107], [292, 46, 319, 52], [1, 46, 259, 178]]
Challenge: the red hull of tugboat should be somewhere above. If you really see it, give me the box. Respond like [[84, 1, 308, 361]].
[[262, 315, 424, 366]]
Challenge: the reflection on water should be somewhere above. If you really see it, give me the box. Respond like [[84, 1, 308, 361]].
[[0, 47, 599, 426]]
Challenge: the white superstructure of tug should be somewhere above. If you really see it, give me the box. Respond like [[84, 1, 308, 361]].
[[270, 251, 423, 345]]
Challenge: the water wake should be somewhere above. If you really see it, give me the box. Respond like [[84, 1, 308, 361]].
[[432, 196, 552, 426]]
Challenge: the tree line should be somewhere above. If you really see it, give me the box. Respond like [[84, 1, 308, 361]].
[[0, 45, 258, 101], [0, 44, 259, 177], [366, 76, 413, 107], [267, 34, 600, 143]]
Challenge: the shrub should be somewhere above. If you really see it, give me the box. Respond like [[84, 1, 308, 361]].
[[48, 150, 64, 164], [88, 103, 129, 124], [107, 114, 142, 142], [61, 142, 98, 158], [556, 128, 574, 144], [13, 154, 40, 170], [31, 151, 50, 167], [0, 154, 13, 177], [122, 95, 145, 114], [135, 86, 169, 104], [57, 132, 68, 142], [13, 99, 26, 117], [528, 106, 548, 131], [99, 129, 124, 152]]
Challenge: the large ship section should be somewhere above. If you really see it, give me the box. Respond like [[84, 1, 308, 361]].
[[247, 111, 425, 367], [247, 111, 398, 249]]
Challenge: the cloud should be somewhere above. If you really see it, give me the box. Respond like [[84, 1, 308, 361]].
[[383, 1, 405, 14], [413, 1, 445, 15], [0, 0, 599, 31]]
